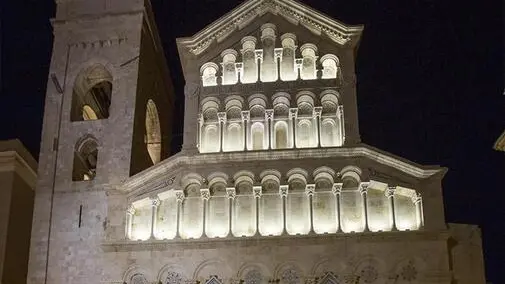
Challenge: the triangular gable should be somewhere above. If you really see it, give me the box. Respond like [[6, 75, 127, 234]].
[[176, 0, 363, 56]]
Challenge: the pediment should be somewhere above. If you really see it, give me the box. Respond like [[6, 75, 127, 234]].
[[176, 0, 363, 58]]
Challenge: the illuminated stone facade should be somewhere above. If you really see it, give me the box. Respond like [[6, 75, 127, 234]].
[[28, 0, 486, 284]]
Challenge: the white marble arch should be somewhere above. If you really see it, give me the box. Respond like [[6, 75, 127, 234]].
[[157, 264, 188, 284], [237, 262, 271, 284], [193, 258, 232, 281], [274, 261, 305, 284]]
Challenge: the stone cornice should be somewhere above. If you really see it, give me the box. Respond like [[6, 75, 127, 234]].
[[0, 151, 37, 189], [101, 229, 450, 252], [176, 0, 363, 56], [120, 144, 446, 194]]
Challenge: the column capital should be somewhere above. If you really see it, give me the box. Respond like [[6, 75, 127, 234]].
[[226, 187, 237, 200], [253, 186, 262, 198], [241, 110, 250, 121], [279, 185, 289, 197], [332, 183, 343, 195], [200, 188, 210, 201], [289, 108, 298, 119], [305, 184, 315, 196], [337, 105, 344, 118], [359, 182, 369, 195], [254, 49, 264, 61], [198, 113, 204, 125], [217, 112, 227, 123], [126, 204, 136, 215], [412, 192, 422, 204], [150, 196, 161, 207], [274, 47, 283, 60], [265, 109, 274, 121], [175, 190, 185, 203], [385, 186, 396, 198], [313, 106, 323, 118], [295, 58, 303, 68]]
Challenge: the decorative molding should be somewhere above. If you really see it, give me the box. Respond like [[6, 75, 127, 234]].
[[200, 188, 211, 201], [253, 186, 263, 198], [305, 184, 315, 196], [177, 0, 363, 56], [279, 185, 289, 197], [226, 187, 237, 199], [331, 183, 343, 195]]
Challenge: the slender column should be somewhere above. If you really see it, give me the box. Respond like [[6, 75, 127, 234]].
[[314, 106, 322, 148], [197, 113, 203, 151], [200, 188, 210, 238], [126, 205, 135, 240], [175, 190, 185, 239], [386, 186, 397, 231], [150, 196, 161, 239], [255, 50, 263, 83], [241, 111, 250, 151], [289, 108, 298, 148], [360, 182, 370, 232], [279, 185, 289, 235], [253, 186, 262, 236], [295, 58, 303, 80], [338, 105, 345, 145], [332, 183, 343, 233], [413, 193, 424, 229], [226, 187, 236, 237], [274, 48, 283, 81], [306, 184, 316, 234], [265, 109, 274, 149], [235, 62, 243, 84], [217, 112, 227, 152]]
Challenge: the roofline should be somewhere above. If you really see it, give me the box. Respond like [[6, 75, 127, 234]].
[[120, 144, 446, 193], [176, 0, 364, 56]]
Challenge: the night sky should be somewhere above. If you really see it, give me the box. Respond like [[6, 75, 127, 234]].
[[1, 0, 504, 282]]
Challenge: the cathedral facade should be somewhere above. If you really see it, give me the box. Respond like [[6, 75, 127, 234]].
[[27, 0, 486, 283]]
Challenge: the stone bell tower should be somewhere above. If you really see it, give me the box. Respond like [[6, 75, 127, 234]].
[[27, 0, 174, 283]]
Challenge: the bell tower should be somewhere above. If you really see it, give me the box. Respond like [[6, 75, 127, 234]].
[[27, 0, 174, 283]]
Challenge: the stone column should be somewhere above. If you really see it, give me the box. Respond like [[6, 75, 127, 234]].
[[386, 186, 397, 231], [235, 62, 243, 84], [241, 36, 258, 83], [221, 49, 238, 85], [295, 58, 303, 80], [332, 183, 342, 233], [255, 50, 263, 83], [306, 184, 316, 234], [265, 109, 274, 149], [337, 105, 345, 146], [200, 188, 210, 238], [314, 106, 322, 148], [280, 33, 297, 81], [274, 48, 283, 81], [241, 110, 250, 151], [175, 190, 185, 239], [226, 187, 236, 237], [253, 186, 262, 236], [279, 185, 289, 235], [126, 204, 135, 240], [260, 23, 277, 82], [413, 193, 424, 229], [359, 182, 370, 232], [289, 108, 298, 148], [197, 113, 203, 152], [150, 196, 161, 239], [217, 112, 227, 152]]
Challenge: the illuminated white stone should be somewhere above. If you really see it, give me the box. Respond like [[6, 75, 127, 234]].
[[300, 43, 317, 80], [201, 62, 219, 86], [155, 191, 177, 239], [131, 198, 152, 241], [221, 49, 238, 85], [260, 23, 277, 82], [180, 197, 203, 239], [241, 36, 258, 83], [280, 33, 297, 81]]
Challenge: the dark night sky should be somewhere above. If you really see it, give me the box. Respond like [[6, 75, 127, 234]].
[[1, 0, 504, 282]]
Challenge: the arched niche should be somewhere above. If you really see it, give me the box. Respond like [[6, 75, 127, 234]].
[[72, 134, 99, 181], [274, 121, 289, 149], [320, 54, 340, 79], [201, 62, 219, 86], [232, 171, 256, 237], [145, 99, 161, 164], [71, 63, 113, 121], [259, 170, 283, 236]]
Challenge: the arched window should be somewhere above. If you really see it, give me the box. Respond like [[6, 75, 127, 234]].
[[71, 64, 113, 121], [226, 123, 242, 151], [72, 135, 99, 181], [300, 44, 317, 80], [251, 122, 265, 150], [201, 63, 219, 86], [274, 121, 288, 149], [203, 125, 219, 153], [297, 119, 312, 148], [321, 59, 337, 79], [145, 99, 161, 164], [321, 119, 338, 147]]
